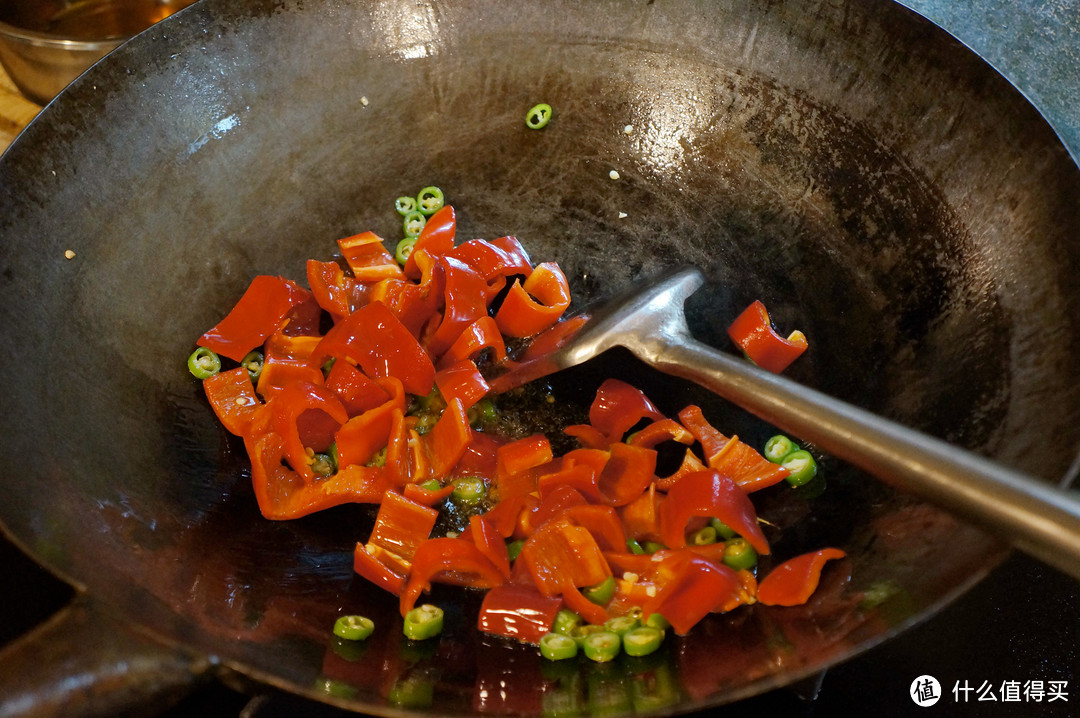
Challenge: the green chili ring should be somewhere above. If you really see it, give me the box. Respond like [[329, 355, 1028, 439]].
[[240, 350, 264, 382], [722, 538, 759, 571], [622, 626, 664, 657], [395, 195, 418, 215], [581, 630, 622, 662], [403, 604, 444, 640], [396, 237, 418, 265], [333, 615, 375, 641], [552, 609, 583, 636], [781, 450, 818, 486], [403, 210, 427, 238], [525, 103, 553, 129], [187, 347, 221, 379], [450, 476, 487, 504], [583, 575, 616, 606], [416, 186, 445, 216], [764, 434, 799, 463], [539, 632, 579, 661], [603, 615, 640, 636]]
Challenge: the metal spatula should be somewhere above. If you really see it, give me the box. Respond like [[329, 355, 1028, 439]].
[[491, 267, 1080, 579]]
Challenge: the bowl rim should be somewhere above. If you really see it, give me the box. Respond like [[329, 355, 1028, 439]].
[[0, 19, 123, 50]]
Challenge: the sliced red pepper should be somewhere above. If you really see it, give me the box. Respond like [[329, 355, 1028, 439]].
[[560, 581, 610, 626], [368, 490, 439, 561], [453, 431, 504, 483], [495, 434, 552, 498], [518, 517, 610, 597], [756, 548, 847, 607], [437, 316, 507, 370], [449, 236, 533, 282], [402, 480, 455, 506], [421, 397, 473, 481], [589, 379, 665, 443], [727, 299, 808, 373], [537, 462, 601, 504], [270, 381, 349, 482], [306, 259, 368, 321], [404, 204, 456, 279], [477, 583, 562, 645], [246, 427, 389, 520], [482, 492, 538, 539], [562, 504, 627, 553], [563, 423, 608, 450], [311, 301, 435, 397], [334, 377, 406, 469], [353, 541, 409, 595], [659, 469, 770, 555], [619, 482, 663, 543], [530, 484, 589, 530], [654, 448, 707, 491], [434, 359, 489, 411], [426, 256, 491, 358], [198, 276, 313, 361], [677, 405, 788, 492], [337, 231, 405, 282], [596, 442, 657, 507], [382, 408, 411, 487], [627, 418, 695, 449], [400, 537, 506, 615], [325, 359, 390, 416], [468, 514, 512, 578], [643, 553, 740, 635], [494, 262, 572, 338], [368, 275, 443, 339], [202, 367, 261, 436]]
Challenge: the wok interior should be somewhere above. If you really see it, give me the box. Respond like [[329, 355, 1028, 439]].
[[2, 0, 1080, 713]]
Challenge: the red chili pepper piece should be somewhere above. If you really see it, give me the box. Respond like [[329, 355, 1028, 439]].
[[477, 583, 562, 645], [368, 490, 439, 561], [757, 548, 847, 606], [368, 275, 443, 339], [306, 259, 369, 321], [324, 359, 391, 416], [311, 301, 435, 397], [198, 276, 313, 362], [450, 236, 533, 282], [619, 482, 663, 543], [426, 256, 490, 358], [434, 359, 490, 411], [518, 517, 611, 597], [404, 204, 456, 279], [494, 262, 572, 338], [400, 537, 506, 615], [337, 231, 405, 282], [659, 469, 770, 556], [202, 367, 260, 436], [270, 381, 349, 482], [678, 405, 789, 492], [469, 514, 512, 579], [727, 299, 808, 373], [421, 397, 473, 481], [643, 553, 740, 635], [596, 441, 658, 507], [589, 379, 665, 443], [334, 377, 406, 469], [437, 316, 507, 370]]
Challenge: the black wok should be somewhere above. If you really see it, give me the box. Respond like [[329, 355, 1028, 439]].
[[2, 0, 1080, 715]]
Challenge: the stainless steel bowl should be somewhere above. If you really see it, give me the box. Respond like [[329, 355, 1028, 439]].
[[0, 0, 195, 105]]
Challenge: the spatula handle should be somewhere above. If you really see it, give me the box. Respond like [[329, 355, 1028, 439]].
[[652, 337, 1080, 580]]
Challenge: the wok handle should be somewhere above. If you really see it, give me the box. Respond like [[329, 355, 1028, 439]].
[[652, 336, 1080, 580], [0, 595, 207, 717]]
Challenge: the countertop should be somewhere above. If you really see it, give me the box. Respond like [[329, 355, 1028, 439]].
[[1, 1, 1078, 716]]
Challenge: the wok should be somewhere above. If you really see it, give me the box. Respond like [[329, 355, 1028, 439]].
[[1, 0, 1079, 715]]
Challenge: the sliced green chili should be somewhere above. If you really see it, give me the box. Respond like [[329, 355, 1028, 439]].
[[388, 674, 435, 708], [403, 604, 444, 640], [626, 538, 646, 555], [333, 614, 375, 641], [540, 632, 579, 661], [467, 398, 498, 427], [525, 102, 553, 130], [240, 350, 264, 382], [395, 236, 418, 265], [395, 195, 418, 215], [763, 434, 799, 463], [642, 541, 665, 554], [621, 626, 664, 657], [418, 478, 441, 492], [690, 526, 718, 546], [722, 538, 758, 571], [581, 630, 621, 663], [568, 624, 605, 645], [781, 449, 818, 487], [311, 452, 335, 478], [403, 210, 427, 238], [507, 539, 526, 562], [603, 615, 640, 636], [708, 518, 737, 540], [187, 347, 221, 379], [553, 608, 582, 635], [643, 613, 671, 631], [583, 576, 616, 606], [416, 186, 445, 216], [451, 476, 487, 504]]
